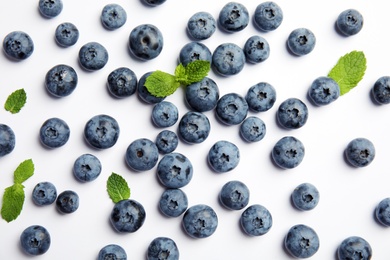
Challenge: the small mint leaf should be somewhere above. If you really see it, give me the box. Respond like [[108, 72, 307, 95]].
[[144, 70, 181, 98], [175, 60, 210, 86], [107, 173, 131, 203], [13, 159, 34, 184], [4, 88, 27, 114], [1, 183, 25, 222]]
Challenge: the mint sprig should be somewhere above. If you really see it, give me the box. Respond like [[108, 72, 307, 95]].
[[145, 60, 210, 98], [106, 172, 131, 203], [4, 88, 27, 114]]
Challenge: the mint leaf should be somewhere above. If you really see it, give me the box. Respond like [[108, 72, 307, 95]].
[[180, 60, 210, 86], [1, 183, 25, 222], [13, 159, 34, 184], [107, 173, 131, 203], [4, 88, 27, 114], [328, 51, 367, 95], [144, 70, 181, 98]]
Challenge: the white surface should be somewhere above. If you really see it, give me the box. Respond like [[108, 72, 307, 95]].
[[1, 0, 390, 259]]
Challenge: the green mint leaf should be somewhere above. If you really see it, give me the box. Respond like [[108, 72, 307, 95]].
[[107, 173, 131, 203], [13, 159, 34, 184], [4, 88, 27, 114], [144, 70, 181, 98], [175, 60, 210, 86], [1, 183, 25, 222], [328, 51, 367, 95], [174, 63, 187, 83]]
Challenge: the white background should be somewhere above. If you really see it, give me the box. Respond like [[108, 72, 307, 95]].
[[1, 0, 390, 259]]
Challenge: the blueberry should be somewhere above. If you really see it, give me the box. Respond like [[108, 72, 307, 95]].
[[272, 136, 305, 169], [56, 190, 79, 214], [73, 153, 102, 182], [239, 116, 266, 142], [287, 28, 316, 56], [277, 98, 308, 129], [155, 130, 179, 154], [98, 244, 127, 260], [216, 93, 248, 125], [152, 101, 179, 128], [240, 204, 272, 236], [178, 41, 212, 66], [84, 114, 120, 149], [308, 76, 340, 106], [39, 117, 70, 148], [110, 199, 146, 233], [147, 237, 179, 260], [101, 4, 127, 30], [78, 42, 109, 71], [291, 183, 320, 211], [142, 0, 166, 6], [284, 224, 320, 258], [45, 64, 78, 97], [187, 12, 216, 40], [32, 182, 57, 206], [20, 225, 51, 255], [185, 77, 219, 112], [243, 35, 270, 63], [129, 24, 163, 60], [219, 180, 249, 210], [337, 236, 372, 260], [3, 31, 34, 60], [345, 137, 375, 167], [336, 9, 364, 36], [371, 76, 390, 105], [157, 152, 193, 188], [138, 71, 166, 104], [159, 188, 188, 217], [218, 2, 249, 33], [253, 1, 283, 32], [212, 43, 246, 76], [38, 0, 63, 18], [375, 197, 390, 226], [0, 124, 15, 157], [245, 82, 277, 112], [107, 67, 138, 98], [55, 22, 79, 47], [125, 138, 159, 172], [182, 204, 218, 238], [208, 140, 240, 173], [178, 111, 211, 144]]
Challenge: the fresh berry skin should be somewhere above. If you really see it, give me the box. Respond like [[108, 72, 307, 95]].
[[110, 199, 146, 233], [245, 82, 277, 112], [287, 28, 316, 56], [185, 77, 219, 112], [20, 225, 51, 255], [78, 42, 109, 71], [337, 236, 372, 260], [371, 76, 390, 105], [336, 9, 364, 36], [182, 204, 218, 238], [84, 114, 120, 149], [157, 152, 193, 188], [129, 24, 163, 60], [38, 0, 63, 18], [55, 22, 79, 47], [142, 0, 166, 6], [73, 154, 102, 182], [240, 204, 272, 236], [159, 188, 188, 217], [308, 76, 340, 106], [32, 182, 57, 206], [218, 2, 249, 33], [138, 71, 166, 104], [56, 190, 79, 214], [187, 12, 216, 40], [219, 180, 249, 210], [212, 43, 246, 76], [0, 124, 15, 157], [375, 197, 390, 226], [125, 138, 159, 172], [39, 117, 70, 148], [178, 111, 211, 144], [243, 35, 270, 63], [101, 4, 127, 30], [107, 67, 138, 98], [253, 1, 283, 32], [208, 140, 240, 173], [345, 137, 375, 167], [155, 130, 178, 154], [284, 224, 320, 258], [216, 93, 248, 125], [152, 101, 179, 128], [45, 64, 78, 97], [98, 244, 127, 260], [3, 31, 34, 60], [272, 136, 305, 169], [147, 237, 179, 260], [239, 116, 266, 142], [277, 98, 308, 129], [291, 183, 320, 211], [178, 42, 212, 66]]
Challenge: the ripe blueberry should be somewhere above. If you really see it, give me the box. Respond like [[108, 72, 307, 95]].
[[208, 140, 240, 173], [78, 42, 109, 71], [129, 24, 163, 60], [371, 76, 390, 105], [187, 12, 216, 40], [253, 1, 283, 32], [84, 114, 120, 149], [157, 152, 193, 188], [291, 183, 320, 211], [3, 31, 34, 60], [375, 197, 390, 227], [0, 124, 15, 157], [212, 43, 246, 76], [38, 0, 63, 18], [32, 182, 57, 206], [345, 137, 375, 167], [125, 138, 159, 172], [245, 82, 277, 112], [110, 199, 146, 233], [151, 101, 179, 128], [178, 111, 211, 144], [182, 204, 218, 238], [55, 22, 79, 47], [218, 2, 249, 32], [336, 9, 364, 36], [39, 117, 70, 148], [308, 76, 340, 106], [178, 41, 212, 66], [243, 35, 270, 63], [73, 153, 102, 182], [147, 237, 179, 260], [284, 224, 320, 258], [98, 244, 127, 260], [216, 93, 248, 125], [56, 190, 79, 214], [272, 136, 305, 169], [20, 225, 51, 255], [337, 236, 372, 260], [101, 4, 127, 30], [219, 180, 250, 210], [185, 77, 219, 112], [277, 98, 308, 129], [107, 67, 138, 98], [287, 28, 316, 56], [159, 188, 188, 217], [240, 204, 272, 236], [45, 64, 78, 97], [138, 71, 166, 104], [239, 116, 266, 143]]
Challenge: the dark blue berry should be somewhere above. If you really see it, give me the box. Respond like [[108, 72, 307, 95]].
[[337, 236, 372, 260], [73, 154, 102, 182], [287, 28, 316, 56], [107, 67, 138, 98], [218, 2, 249, 32], [20, 225, 51, 255], [0, 124, 15, 157], [155, 130, 178, 154], [243, 35, 270, 63], [55, 22, 79, 47], [371, 76, 390, 105], [38, 0, 63, 18], [159, 188, 188, 217], [291, 183, 320, 211], [178, 111, 211, 144], [245, 82, 276, 112], [185, 77, 219, 112], [45, 64, 78, 97], [284, 224, 320, 258], [308, 76, 340, 106], [216, 93, 248, 125], [219, 180, 249, 210], [152, 101, 179, 128], [345, 137, 375, 167], [272, 136, 305, 169], [208, 140, 240, 173], [101, 4, 127, 30], [110, 199, 146, 233], [254, 1, 283, 32], [125, 138, 159, 172], [179, 41, 212, 66], [147, 237, 179, 260], [336, 9, 364, 36], [78, 42, 109, 71], [56, 190, 79, 214], [240, 204, 272, 236], [32, 182, 57, 206], [239, 116, 266, 142], [212, 43, 245, 76], [98, 244, 127, 260], [3, 31, 34, 60], [84, 114, 120, 149], [187, 12, 216, 40], [129, 24, 163, 60], [39, 117, 70, 148], [182, 204, 218, 238], [277, 98, 308, 129], [157, 153, 193, 188]]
